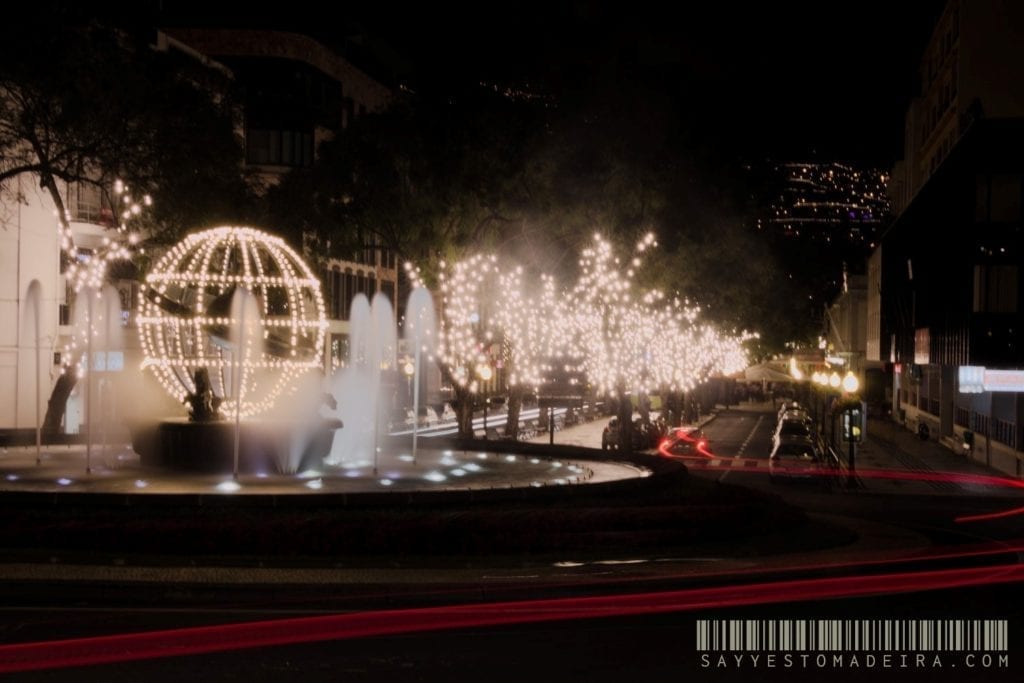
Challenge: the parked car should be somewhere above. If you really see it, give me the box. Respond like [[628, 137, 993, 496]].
[[603, 416, 669, 450], [778, 407, 812, 424], [601, 417, 620, 450], [769, 436, 836, 484], [772, 416, 815, 447], [777, 401, 803, 420]]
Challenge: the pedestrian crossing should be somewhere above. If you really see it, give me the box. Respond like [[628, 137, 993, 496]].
[[679, 455, 770, 469], [674, 453, 854, 481]]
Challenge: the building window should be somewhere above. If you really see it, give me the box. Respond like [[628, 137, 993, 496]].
[[330, 268, 342, 319], [990, 174, 1022, 222], [975, 174, 990, 221], [246, 128, 313, 167], [955, 406, 970, 428], [973, 265, 1018, 313], [330, 333, 349, 371], [381, 280, 395, 308], [67, 182, 113, 226], [344, 269, 355, 319]]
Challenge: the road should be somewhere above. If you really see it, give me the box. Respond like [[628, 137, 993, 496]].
[[689, 406, 1024, 546], [2, 404, 1023, 679]]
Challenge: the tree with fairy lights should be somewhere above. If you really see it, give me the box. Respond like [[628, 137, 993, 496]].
[[405, 234, 755, 444], [492, 269, 565, 439], [426, 255, 503, 438], [563, 232, 658, 451], [44, 180, 153, 433]]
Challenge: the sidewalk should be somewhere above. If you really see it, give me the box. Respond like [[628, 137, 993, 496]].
[[714, 401, 1021, 497], [849, 416, 1024, 496]]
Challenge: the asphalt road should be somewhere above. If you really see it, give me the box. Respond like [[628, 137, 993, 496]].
[[2, 582, 1021, 682], [2, 404, 1023, 680]]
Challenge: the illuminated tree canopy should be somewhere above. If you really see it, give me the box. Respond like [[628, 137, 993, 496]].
[[408, 232, 755, 438]]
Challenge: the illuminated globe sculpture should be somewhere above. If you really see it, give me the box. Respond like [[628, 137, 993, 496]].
[[137, 226, 327, 418]]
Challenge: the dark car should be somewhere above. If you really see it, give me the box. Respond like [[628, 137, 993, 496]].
[[601, 417, 620, 449], [768, 437, 823, 482], [772, 416, 815, 447], [603, 416, 668, 450], [769, 435, 838, 485]]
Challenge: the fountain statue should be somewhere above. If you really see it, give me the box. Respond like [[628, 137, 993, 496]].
[[185, 368, 222, 422]]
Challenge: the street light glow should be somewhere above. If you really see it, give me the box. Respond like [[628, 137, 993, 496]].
[[842, 371, 860, 393]]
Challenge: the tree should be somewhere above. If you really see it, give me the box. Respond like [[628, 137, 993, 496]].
[[492, 268, 563, 440], [265, 90, 540, 272], [1, 16, 254, 433], [430, 254, 502, 439]]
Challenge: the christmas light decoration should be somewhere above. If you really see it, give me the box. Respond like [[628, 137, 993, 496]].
[[423, 232, 752, 404], [436, 254, 500, 393], [58, 179, 149, 381], [136, 226, 327, 416]]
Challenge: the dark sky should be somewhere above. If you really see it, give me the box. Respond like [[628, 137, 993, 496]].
[[147, 1, 947, 163], [345, 1, 947, 164]]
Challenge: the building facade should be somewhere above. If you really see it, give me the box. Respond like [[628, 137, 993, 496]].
[[873, 0, 1024, 476], [164, 28, 399, 372], [0, 176, 61, 432]]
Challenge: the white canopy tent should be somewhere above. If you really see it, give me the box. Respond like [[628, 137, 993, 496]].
[[741, 362, 795, 384]]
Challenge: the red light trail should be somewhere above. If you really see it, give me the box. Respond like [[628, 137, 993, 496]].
[[1, 562, 1022, 673]]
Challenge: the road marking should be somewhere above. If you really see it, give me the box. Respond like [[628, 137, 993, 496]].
[[722, 415, 764, 482], [482, 575, 540, 579], [736, 416, 763, 456]]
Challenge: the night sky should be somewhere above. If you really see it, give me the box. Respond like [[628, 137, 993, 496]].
[[342, 1, 948, 164], [86, 1, 947, 163]]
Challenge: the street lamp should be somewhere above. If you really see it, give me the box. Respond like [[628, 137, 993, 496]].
[[477, 364, 493, 439], [842, 371, 859, 394]]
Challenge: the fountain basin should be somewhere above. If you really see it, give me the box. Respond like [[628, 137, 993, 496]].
[[129, 418, 342, 474]]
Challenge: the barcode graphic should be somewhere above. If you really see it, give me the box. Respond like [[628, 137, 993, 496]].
[[696, 620, 1008, 652]]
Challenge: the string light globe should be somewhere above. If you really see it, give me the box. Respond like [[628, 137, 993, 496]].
[[137, 226, 327, 417]]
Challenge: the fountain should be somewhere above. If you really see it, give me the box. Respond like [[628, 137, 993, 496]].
[[404, 287, 436, 461], [129, 227, 341, 474], [23, 280, 44, 465], [324, 292, 396, 474], [1, 226, 651, 500], [67, 225, 646, 495], [69, 284, 124, 474]]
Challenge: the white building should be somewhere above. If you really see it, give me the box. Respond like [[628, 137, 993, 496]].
[[0, 175, 61, 433]]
